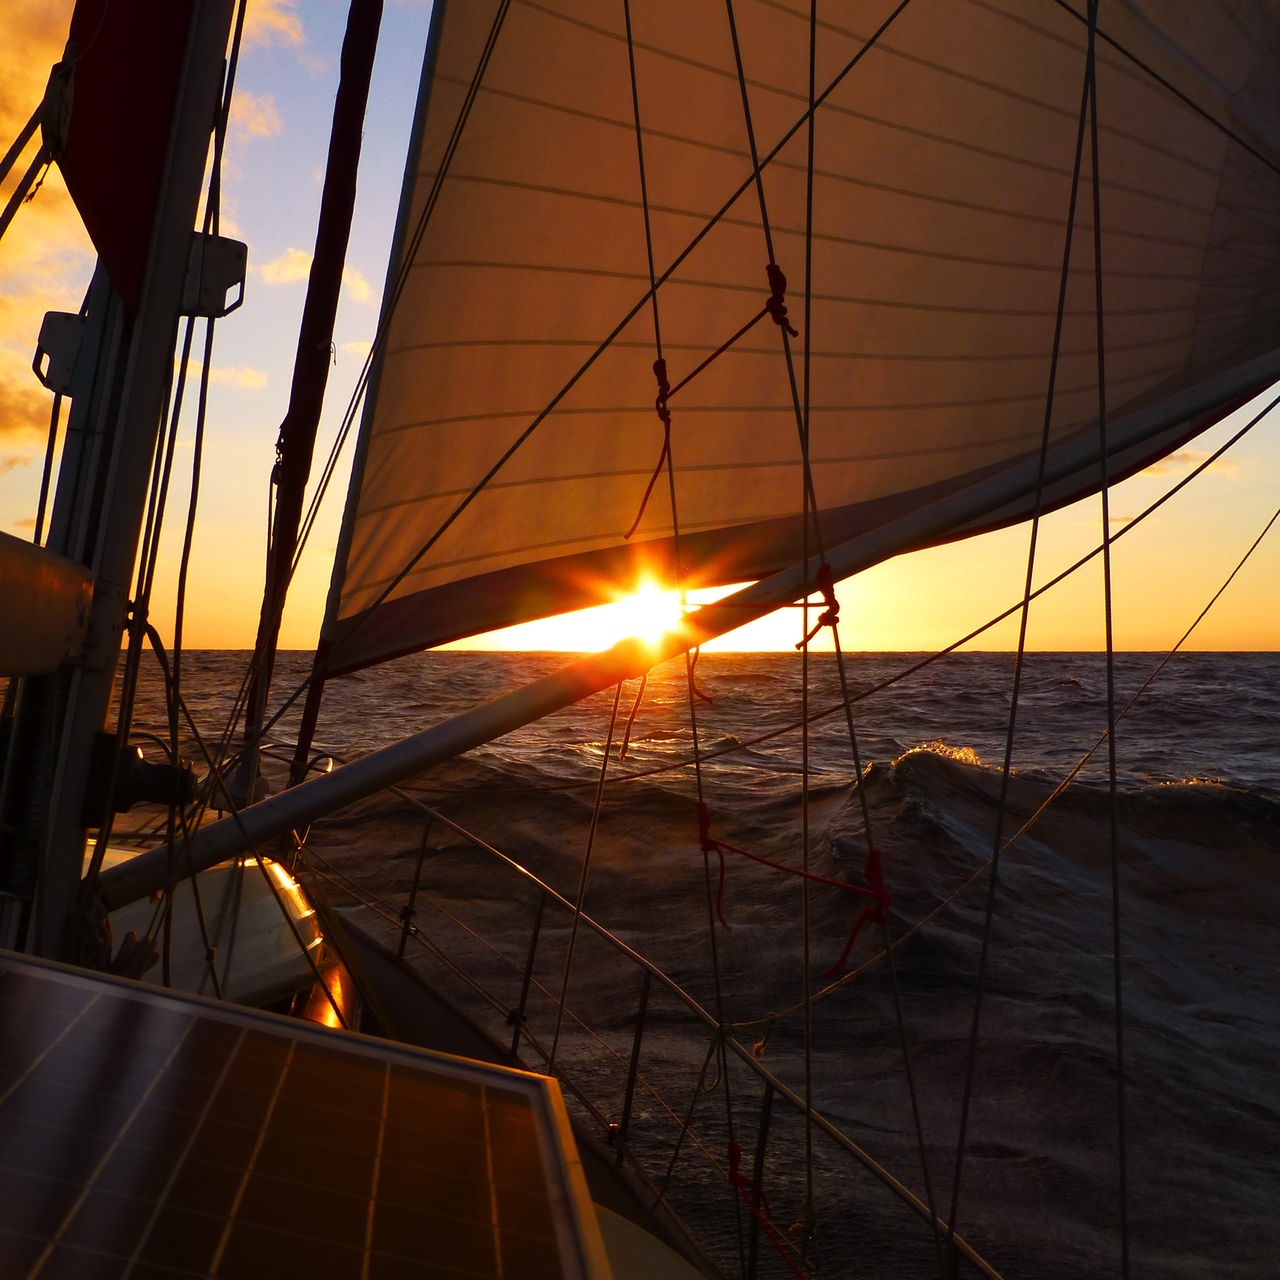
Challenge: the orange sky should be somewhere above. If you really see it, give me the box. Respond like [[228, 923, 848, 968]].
[[0, 1, 1276, 657]]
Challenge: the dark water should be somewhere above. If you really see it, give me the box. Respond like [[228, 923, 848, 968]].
[[125, 649, 1278, 1279]]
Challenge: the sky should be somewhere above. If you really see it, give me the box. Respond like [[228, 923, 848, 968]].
[[0, 0, 1276, 656]]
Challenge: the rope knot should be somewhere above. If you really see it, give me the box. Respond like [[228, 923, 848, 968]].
[[797, 562, 839, 649], [696, 800, 717, 854], [823, 847, 892, 978], [864, 845, 891, 923], [696, 801, 732, 927], [652, 357, 672, 428], [623, 358, 674, 540], [765, 263, 798, 336], [752, 1011, 777, 1059]]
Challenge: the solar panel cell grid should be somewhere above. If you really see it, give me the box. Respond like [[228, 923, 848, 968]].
[[0, 954, 605, 1279]]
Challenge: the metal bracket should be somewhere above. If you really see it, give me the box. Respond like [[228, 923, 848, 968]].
[[182, 233, 247, 318], [32, 311, 85, 395]]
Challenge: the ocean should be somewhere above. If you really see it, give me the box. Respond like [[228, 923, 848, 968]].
[[123, 648, 1278, 1278]]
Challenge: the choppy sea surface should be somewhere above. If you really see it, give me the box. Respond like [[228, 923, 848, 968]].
[[131, 648, 1277, 1279]]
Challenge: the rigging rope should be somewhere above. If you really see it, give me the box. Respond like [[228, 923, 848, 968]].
[[1084, 1, 1132, 1269], [550, 680, 625, 1065], [621, 3, 745, 1259], [945, 12, 1099, 1264]]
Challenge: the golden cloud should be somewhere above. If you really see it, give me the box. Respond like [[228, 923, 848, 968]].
[[260, 247, 312, 286], [0, 180, 94, 441], [175, 358, 269, 391], [233, 91, 283, 141], [0, 4, 94, 445], [260, 248, 373, 303], [0, 5, 73, 138], [244, 0, 303, 48], [213, 364, 268, 390], [343, 266, 372, 303], [1142, 449, 1241, 478], [0, 348, 55, 448]]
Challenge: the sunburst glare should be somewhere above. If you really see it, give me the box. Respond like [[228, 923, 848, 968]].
[[609, 579, 685, 647]]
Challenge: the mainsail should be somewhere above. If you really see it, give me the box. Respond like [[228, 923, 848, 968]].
[[321, 0, 1280, 673]]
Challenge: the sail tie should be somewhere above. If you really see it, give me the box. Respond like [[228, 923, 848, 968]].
[[727, 1141, 807, 1279], [823, 847, 892, 978], [796, 561, 839, 649], [622, 358, 673, 540], [765, 262, 798, 337]]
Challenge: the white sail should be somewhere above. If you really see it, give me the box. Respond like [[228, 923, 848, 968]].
[[323, 0, 1280, 671]]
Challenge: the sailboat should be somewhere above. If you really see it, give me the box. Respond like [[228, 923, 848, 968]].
[[1, 1, 1277, 1277]]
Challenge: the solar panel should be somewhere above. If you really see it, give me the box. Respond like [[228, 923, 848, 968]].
[[0, 950, 610, 1279]]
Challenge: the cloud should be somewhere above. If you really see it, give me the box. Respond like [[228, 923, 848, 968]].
[[0, 439, 42, 477], [0, 353, 55, 449], [174, 358, 268, 390], [341, 340, 373, 360], [0, 187, 95, 444], [261, 247, 313, 286], [0, 7, 74, 137], [244, 0, 303, 47], [233, 91, 282, 141], [0, 6, 94, 444], [259, 248, 374, 302], [343, 266, 373, 303], [1142, 449, 1240, 478], [210, 364, 268, 390]]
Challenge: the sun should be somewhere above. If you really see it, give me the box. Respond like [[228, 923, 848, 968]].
[[442, 576, 690, 652], [609, 579, 685, 646]]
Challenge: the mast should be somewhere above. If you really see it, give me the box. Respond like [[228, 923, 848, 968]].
[[0, 0, 237, 959], [235, 0, 384, 803]]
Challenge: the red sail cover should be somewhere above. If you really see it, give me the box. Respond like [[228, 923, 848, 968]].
[[55, 0, 196, 312]]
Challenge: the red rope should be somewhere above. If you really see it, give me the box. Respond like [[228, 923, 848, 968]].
[[697, 801, 878, 931], [697, 801, 733, 926], [727, 1141, 807, 1279], [823, 846, 892, 978]]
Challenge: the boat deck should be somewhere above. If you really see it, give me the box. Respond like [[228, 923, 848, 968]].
[[0, 950, 609, 1279]]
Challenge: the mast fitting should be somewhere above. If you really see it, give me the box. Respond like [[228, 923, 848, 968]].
[[182, 233, 247, 318]]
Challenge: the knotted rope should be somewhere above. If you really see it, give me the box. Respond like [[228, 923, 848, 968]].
[[797, 561, 839, 650], [823, 846, 892, 978], [765, 262, 799, 336]]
